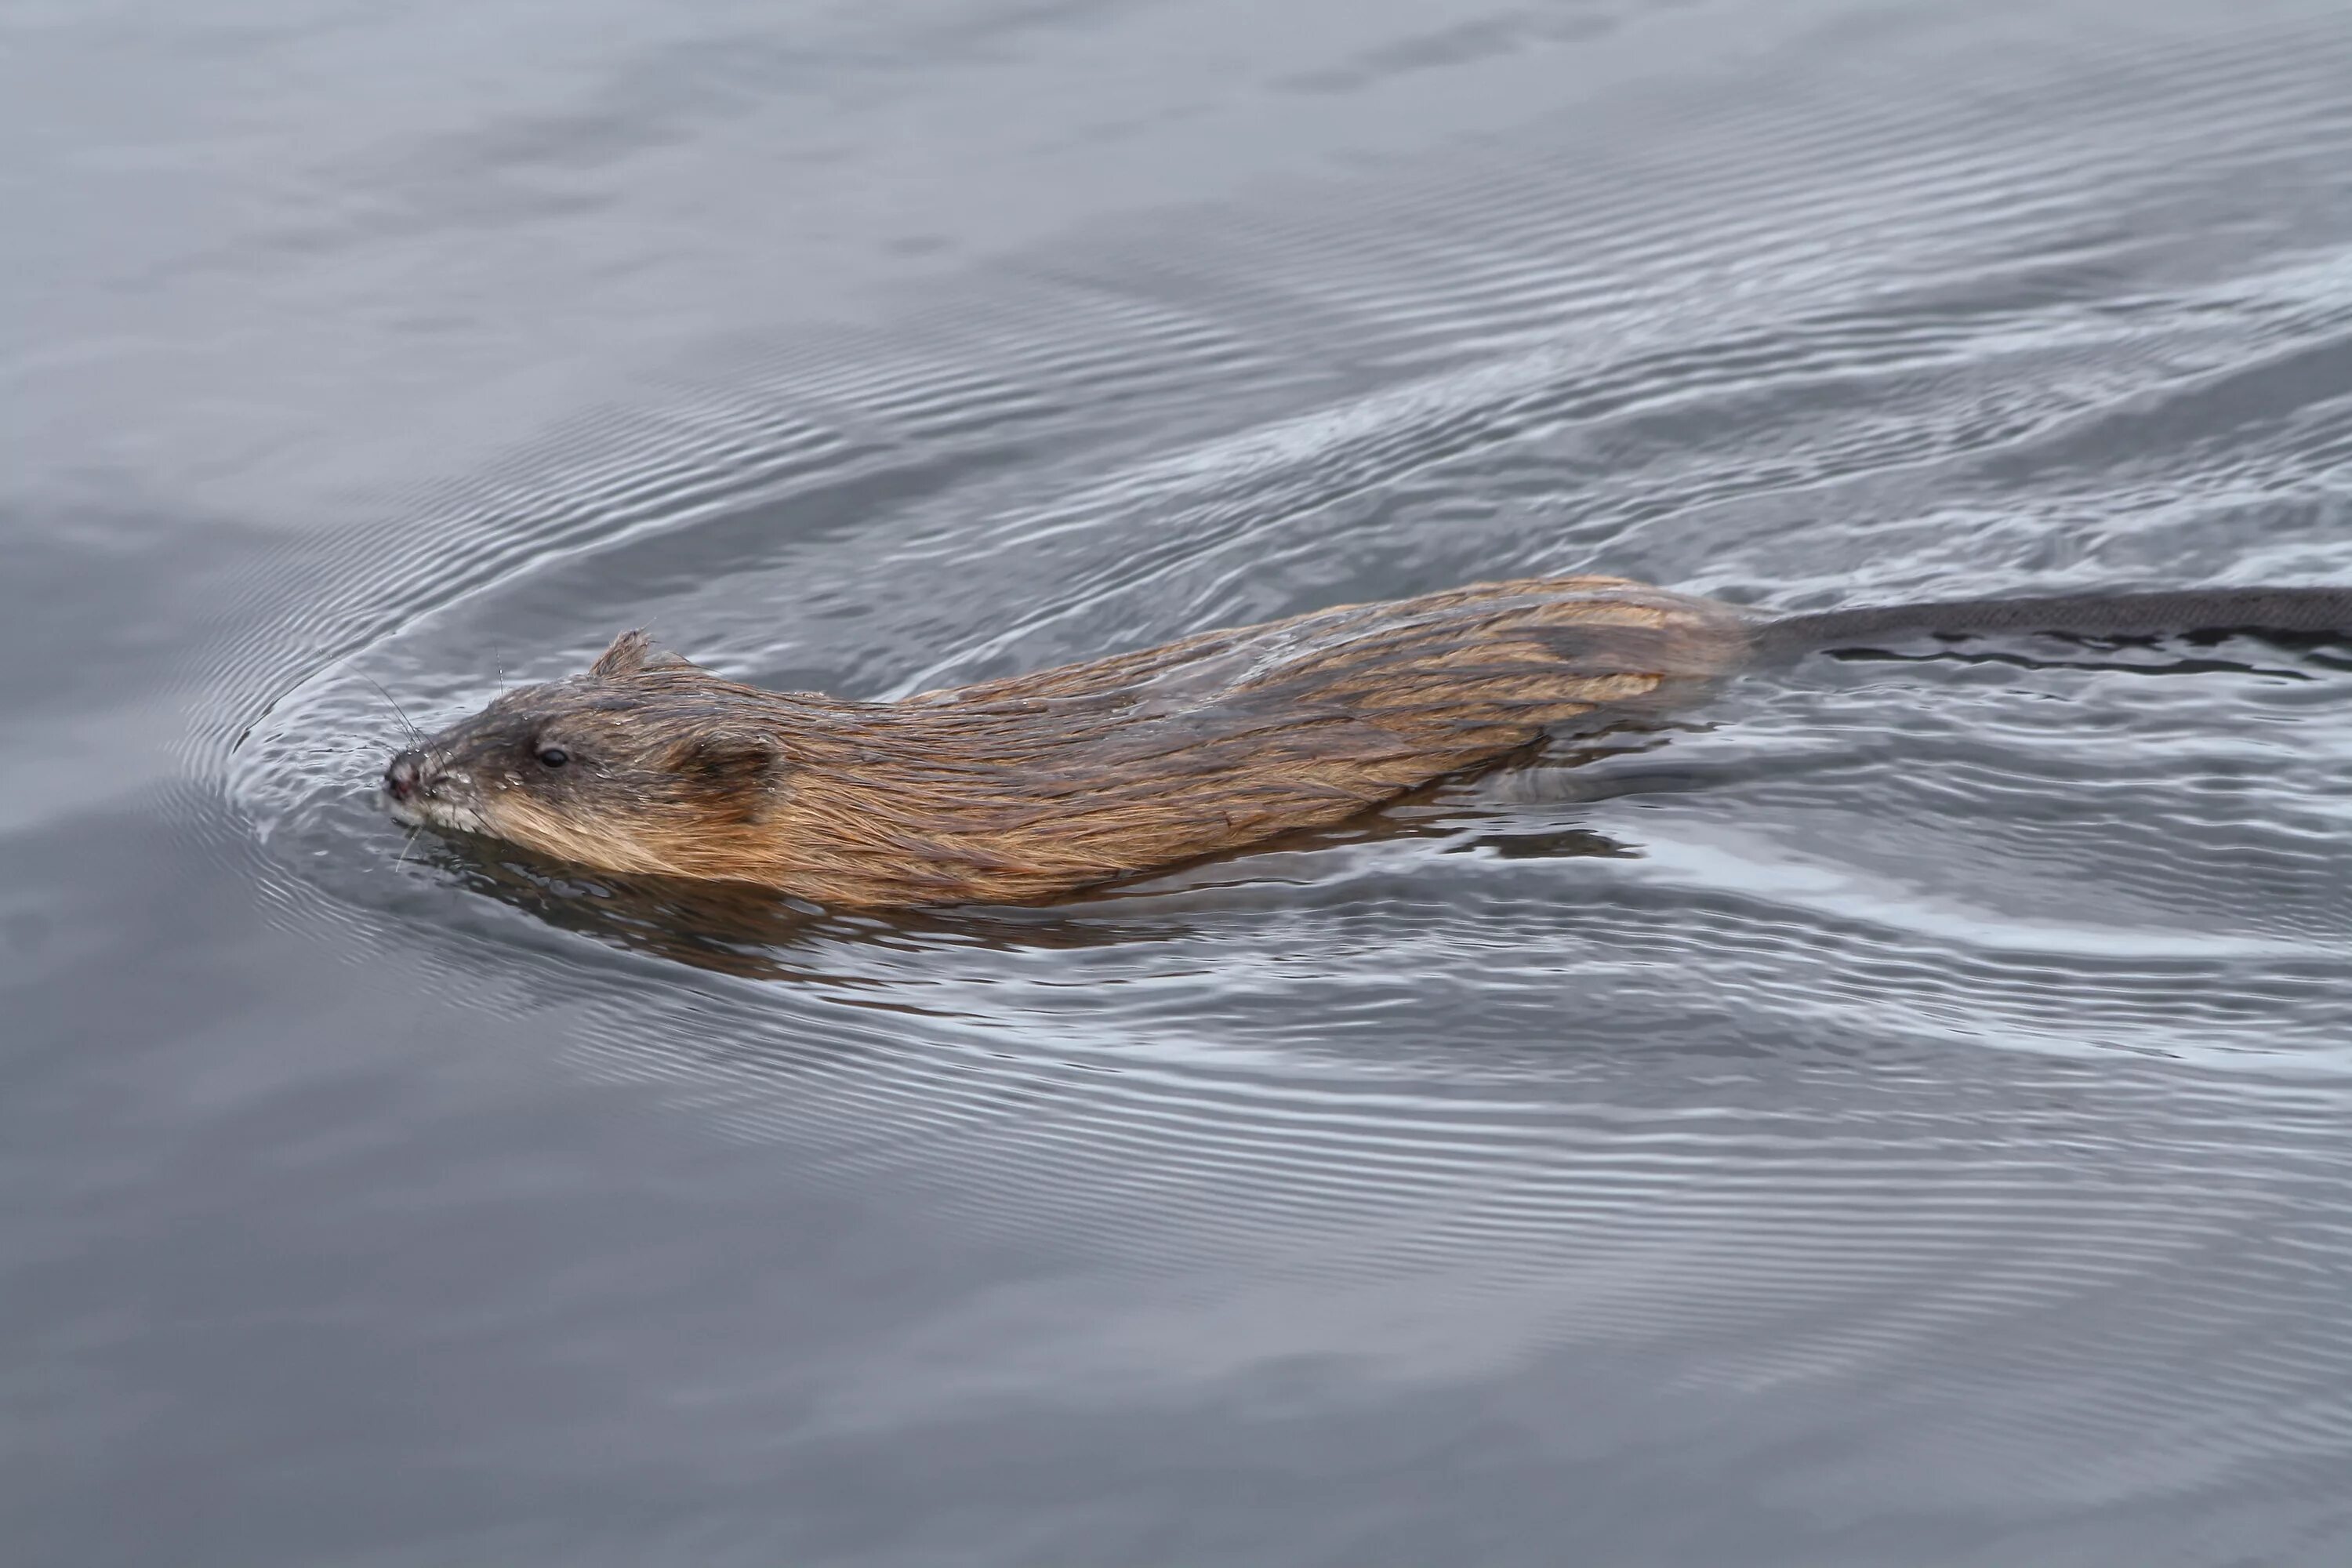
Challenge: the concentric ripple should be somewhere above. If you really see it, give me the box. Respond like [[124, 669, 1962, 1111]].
[[187, 2, 2352, 1551]]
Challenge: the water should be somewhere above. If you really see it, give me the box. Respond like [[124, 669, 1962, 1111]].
[[9, 2, 2352, 1563]]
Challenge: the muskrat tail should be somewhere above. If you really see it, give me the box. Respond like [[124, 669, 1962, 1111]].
[[1748, 585, 2352, 664]]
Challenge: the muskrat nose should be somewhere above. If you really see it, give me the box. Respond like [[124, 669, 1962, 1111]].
[[384, 750, 424, 801]]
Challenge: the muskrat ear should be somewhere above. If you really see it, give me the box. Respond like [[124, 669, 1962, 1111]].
[[664, 731, 779, 793], [591, 629, 655, 678], [590, 629, 702, 679]]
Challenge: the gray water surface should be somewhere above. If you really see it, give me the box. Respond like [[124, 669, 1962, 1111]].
[[9, 2, 2352, 1564]]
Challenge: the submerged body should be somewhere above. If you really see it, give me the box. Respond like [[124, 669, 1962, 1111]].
[[382, 575, 2350, 908]]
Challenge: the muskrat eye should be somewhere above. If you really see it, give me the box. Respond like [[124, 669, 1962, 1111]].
[[536, 746, 571, 768]]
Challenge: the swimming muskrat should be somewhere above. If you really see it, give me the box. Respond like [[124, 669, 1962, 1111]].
[[382, 576, 2352, 908]]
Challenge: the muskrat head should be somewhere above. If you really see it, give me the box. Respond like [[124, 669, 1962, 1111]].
[[381, 630, 784, 877]]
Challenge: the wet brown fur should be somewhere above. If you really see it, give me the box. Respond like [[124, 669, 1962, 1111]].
[[388, 575, 1751, 907]]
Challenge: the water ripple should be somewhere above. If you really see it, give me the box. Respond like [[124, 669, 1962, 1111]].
[[184, 5, 2352, 1541]]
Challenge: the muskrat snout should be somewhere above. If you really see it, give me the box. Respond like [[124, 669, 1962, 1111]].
[[384, 750, 424, 803], [381, 740, 493, 837]]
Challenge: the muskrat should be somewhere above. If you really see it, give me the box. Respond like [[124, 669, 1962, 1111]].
[[382, 576, 2352, 909]]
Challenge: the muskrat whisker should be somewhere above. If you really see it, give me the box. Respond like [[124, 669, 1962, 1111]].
[[394, 821, 425, 869], [361, 674, 425, 748]]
